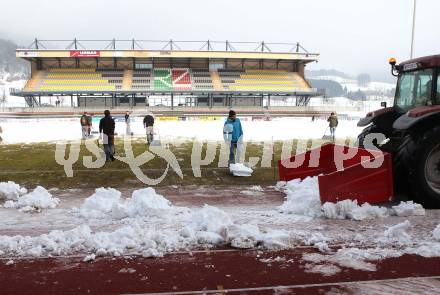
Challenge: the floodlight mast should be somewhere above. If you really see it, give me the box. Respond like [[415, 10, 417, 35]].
[[410, 0, 417, 59]]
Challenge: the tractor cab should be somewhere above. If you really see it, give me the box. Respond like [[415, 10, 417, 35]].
[[358, 55, 440, 134], [392, 57, 439, 112]]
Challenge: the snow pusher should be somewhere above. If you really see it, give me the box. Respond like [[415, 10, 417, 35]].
[[278, 143, 394, 205], [280, 55, 440, 207]]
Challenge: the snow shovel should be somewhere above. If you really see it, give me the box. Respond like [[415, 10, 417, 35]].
[[322, 127, 333, 140]]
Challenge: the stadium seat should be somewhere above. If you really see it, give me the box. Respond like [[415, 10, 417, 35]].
[[218, 69, 311, 92], [32, 68, 310, 93], [153, 68, 173, 91], [35, 68, 122, 92]]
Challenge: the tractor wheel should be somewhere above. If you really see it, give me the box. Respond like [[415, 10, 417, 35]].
[[394, 126, 440, 208], [356, 124, 384, 149]]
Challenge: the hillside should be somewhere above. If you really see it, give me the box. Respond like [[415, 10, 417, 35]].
[[0, 38, 30, 81], [306, 69, 395, 99]]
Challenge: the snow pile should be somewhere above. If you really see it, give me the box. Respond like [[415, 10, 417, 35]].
[[229, 163, 253, 177], [184, 205, 232, 244], [111, 188, 172, 219], [304, 232, 331, 252], [384, 220, 412, 244], [258, 230, 291, 250], [275, 181, 287, 191], [277, 177, 322, 217], [405, 243, 440, 258], [79, 188, 122, 218], [322, 199, 388, 221], [278, 177, 425, 221], [433, 225, 440, 241], [0, 203, 290, 257], [80, 187, 175, 219], [0, 222, 192, 258], [228, 224, 261, 249], [5, 260, 14, 266], [83, 254, 96, 262], [390, 201, 425, 217], [185, 208, 291, 249], [4, 186, 59, 212], [0, 181, 27, 201]]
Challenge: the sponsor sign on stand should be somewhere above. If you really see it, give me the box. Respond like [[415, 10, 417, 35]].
[[70, 50, 101, 57]]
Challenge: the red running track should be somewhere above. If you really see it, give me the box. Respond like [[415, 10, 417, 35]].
[[1, 248, 440, 294]]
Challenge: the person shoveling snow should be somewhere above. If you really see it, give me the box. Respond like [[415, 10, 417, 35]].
[[223, 110, 243, 165], [223, 110, 253, 176]]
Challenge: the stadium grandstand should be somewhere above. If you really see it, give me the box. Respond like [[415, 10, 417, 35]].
[[13, 39, 320, 110]]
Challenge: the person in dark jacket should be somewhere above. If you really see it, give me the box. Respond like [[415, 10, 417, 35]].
[[99, 110, 116, 162], [143, 113, 155, 144], [87, 113, 93, 137], [327, 112, 339, 141], [223, 110, 243, 164]]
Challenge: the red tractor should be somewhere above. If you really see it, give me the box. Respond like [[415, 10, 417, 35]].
[[357, 55, 440, 207]]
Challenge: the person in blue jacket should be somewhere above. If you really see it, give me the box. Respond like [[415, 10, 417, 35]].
[[223, 110, 243, 164]]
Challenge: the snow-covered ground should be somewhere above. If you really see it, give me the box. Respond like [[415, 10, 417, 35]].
[[0, 116, 364, 144], [0, 178, 440, 275]]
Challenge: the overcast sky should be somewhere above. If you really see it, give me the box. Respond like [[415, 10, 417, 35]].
[[0, 0, 438, 81]]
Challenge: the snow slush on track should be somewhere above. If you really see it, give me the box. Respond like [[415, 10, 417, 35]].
[[1, 173, 440, 294]]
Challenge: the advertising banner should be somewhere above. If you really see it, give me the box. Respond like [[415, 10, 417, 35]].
[[70, 50, 101, 57]]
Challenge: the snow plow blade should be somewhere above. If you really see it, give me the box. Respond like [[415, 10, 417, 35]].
[[278, 143, 394, 205]]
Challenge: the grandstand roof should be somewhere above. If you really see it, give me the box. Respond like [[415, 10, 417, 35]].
[[17, 49, 318, 62], [16, 39, 319, 62]]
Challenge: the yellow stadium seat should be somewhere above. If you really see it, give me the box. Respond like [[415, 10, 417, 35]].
[[48, 68, 96, 73]]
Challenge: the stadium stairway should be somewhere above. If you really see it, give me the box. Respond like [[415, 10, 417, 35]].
[[122, 70, 133, 91], [210, 70, 223, 91], [23, 71, 45, 91], [290, 72, 311, 89]]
